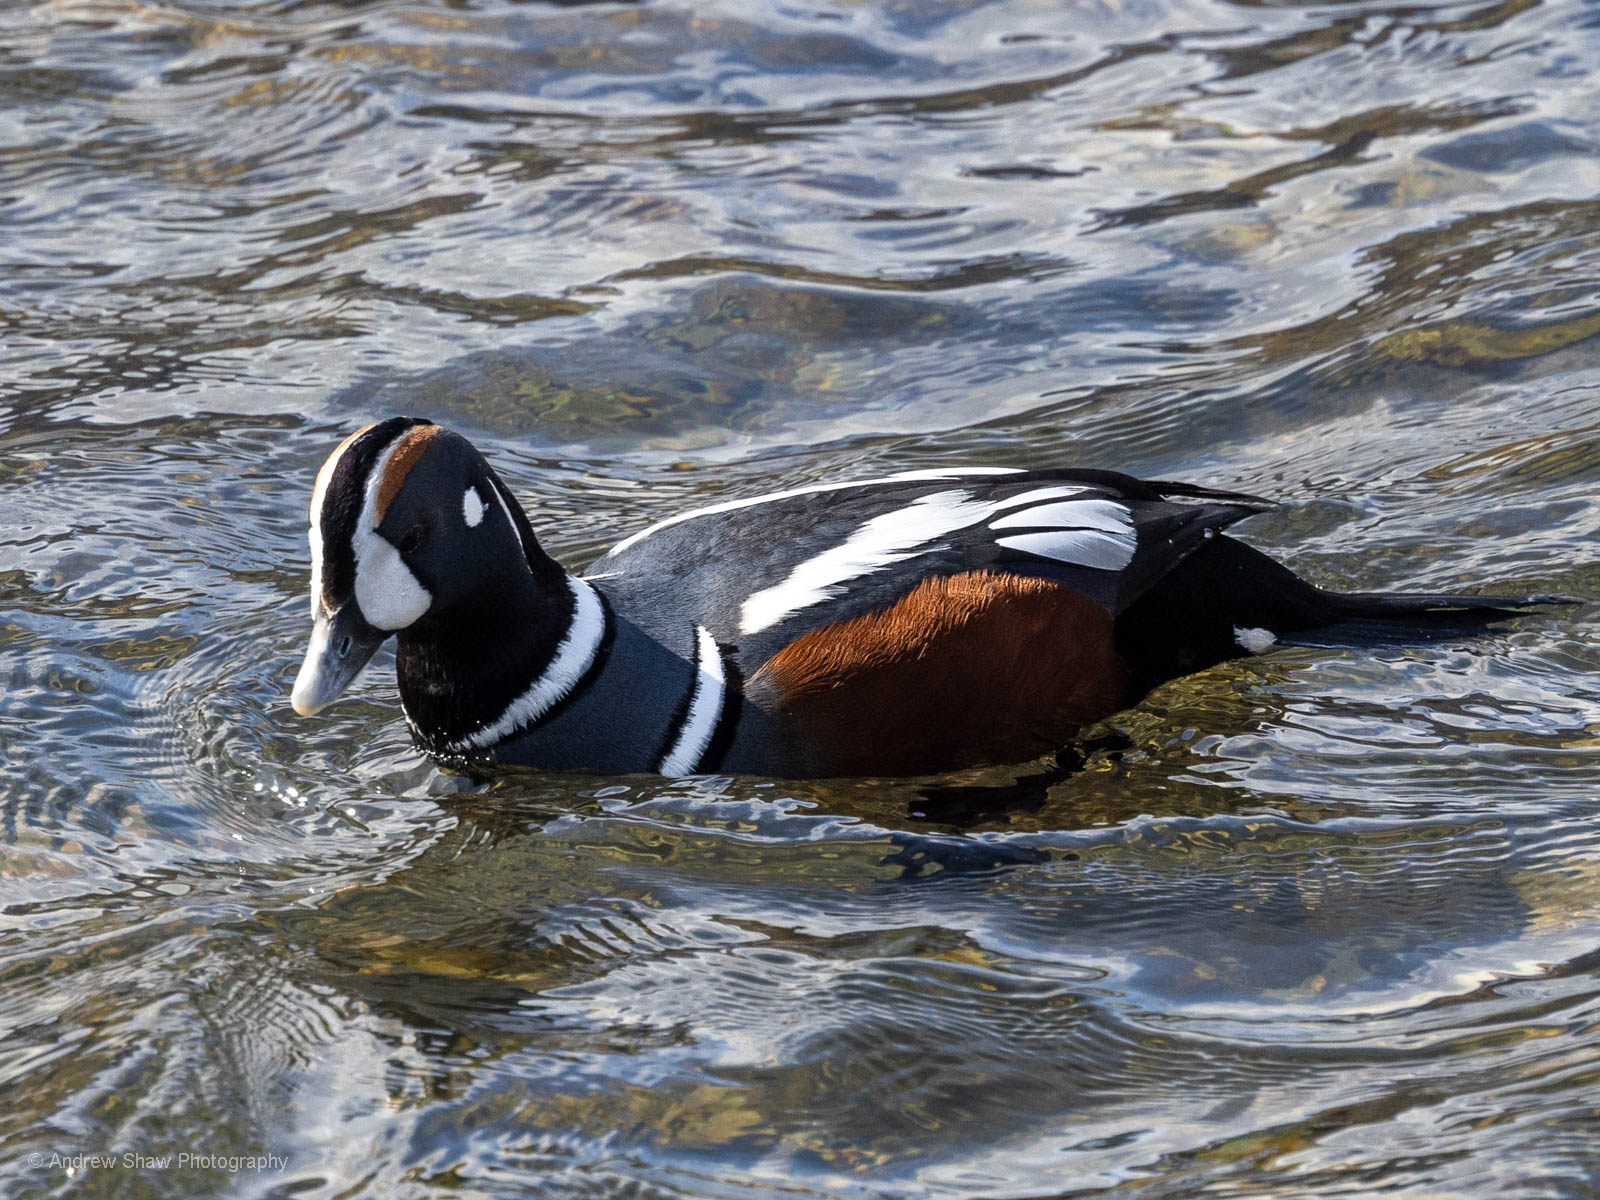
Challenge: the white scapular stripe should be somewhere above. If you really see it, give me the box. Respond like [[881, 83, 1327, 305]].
[[606, 467, 1023, 557], [351, 436, 432, 631], [737, 484, 1139, 635], [985, 484, 1091, 509], [990, 498, 1132, 535], [740, 490, 1004, 635], [463, 485, 485, 527], [989, 492, 1136, 571], [447, 576, 607, 752], [995, 530, 1134, 571], [658, 625, 728, 777]]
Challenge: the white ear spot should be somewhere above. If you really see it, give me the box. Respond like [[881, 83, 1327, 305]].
[[463, 485, 485, 528]]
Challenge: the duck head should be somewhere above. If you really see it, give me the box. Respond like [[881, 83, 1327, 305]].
[[290, 418, 559, 715]]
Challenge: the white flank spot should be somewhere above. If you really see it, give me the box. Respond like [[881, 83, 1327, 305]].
[[740, 490, 1002, 635], [659, 625, 727, 777], [606, 467, 1023, 557], [1234, 626, 1278, 654], [447, 576, 607, 752], [990, 497, 1133, 535], [351, 438, 432, 631], [463, 485, 486, 528], [994, 530, 1134, 571]]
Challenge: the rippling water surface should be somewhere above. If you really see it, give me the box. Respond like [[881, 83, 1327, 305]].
[[4, 0, 1600, 1195]]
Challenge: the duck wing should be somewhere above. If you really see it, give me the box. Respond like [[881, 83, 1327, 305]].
[[588, 467, 1273, 669]]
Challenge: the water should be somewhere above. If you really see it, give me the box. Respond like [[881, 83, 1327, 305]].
[[3, 0, 1600, 1195]]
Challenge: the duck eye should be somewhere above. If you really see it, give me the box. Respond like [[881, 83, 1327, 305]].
[[399, 525, 426, 555]]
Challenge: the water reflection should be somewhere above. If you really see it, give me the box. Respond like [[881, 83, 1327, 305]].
[[2, 0, 1600, 1195]]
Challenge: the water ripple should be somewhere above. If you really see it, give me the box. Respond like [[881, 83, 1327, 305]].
[[4, 0, 1600, 1195]]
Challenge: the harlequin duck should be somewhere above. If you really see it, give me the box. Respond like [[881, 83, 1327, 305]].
[[290, 417, 1553, 778]]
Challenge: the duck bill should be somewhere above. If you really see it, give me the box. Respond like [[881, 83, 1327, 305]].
[[291, 605, 388, 716]]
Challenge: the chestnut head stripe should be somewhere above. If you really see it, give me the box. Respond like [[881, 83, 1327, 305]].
[[373, 424, 441, 524]]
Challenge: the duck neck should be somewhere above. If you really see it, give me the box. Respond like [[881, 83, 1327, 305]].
[[395, 562, 612, 757], [395, 564, 756, 775]]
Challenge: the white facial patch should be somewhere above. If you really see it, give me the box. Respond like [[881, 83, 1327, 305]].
[[463, 485, 485, 528], [354, 535, 431, 631], [1234, 626, 1278, 654], [349, 435, 433, 631]]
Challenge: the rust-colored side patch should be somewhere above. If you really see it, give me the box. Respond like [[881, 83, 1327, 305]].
[[374, 424, 441, 523], [749, 571, 1128, 776]]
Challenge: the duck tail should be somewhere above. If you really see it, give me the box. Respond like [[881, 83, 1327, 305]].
[[1193, 533, 1569, 647], [1114, 535, 1571, 699], [1284, 586, 1569, 646]]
